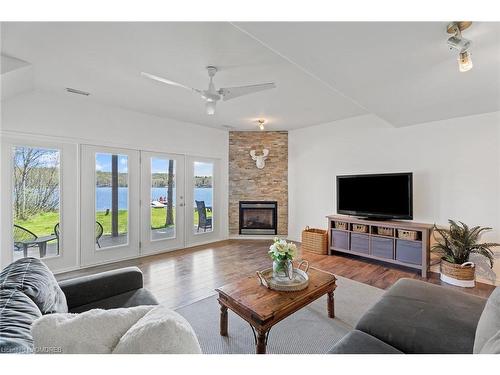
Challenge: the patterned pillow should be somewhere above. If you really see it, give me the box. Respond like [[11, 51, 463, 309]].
[[0, 258, 68, 314], [0, 287, 42, 354]]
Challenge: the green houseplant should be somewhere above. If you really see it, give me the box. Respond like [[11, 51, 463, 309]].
[[432, 220, 499, 287]]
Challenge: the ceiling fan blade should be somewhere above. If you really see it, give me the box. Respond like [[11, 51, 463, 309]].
[[141, 72, 201, 93], [219, 82, 276, 101]]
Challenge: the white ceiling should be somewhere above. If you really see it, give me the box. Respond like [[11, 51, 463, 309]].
[[236, 22, 500, 127], [1, 22, 499, 130]]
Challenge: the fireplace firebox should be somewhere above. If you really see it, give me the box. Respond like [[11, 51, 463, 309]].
[[239, 201, 278, 235]]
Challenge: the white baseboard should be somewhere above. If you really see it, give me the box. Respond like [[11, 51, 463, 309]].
[[228, 234, 287, 240]]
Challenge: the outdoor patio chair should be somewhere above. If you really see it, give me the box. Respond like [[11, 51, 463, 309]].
[[54, 221, 104, 249], [195, 200, 212, 232], [13, 224, 38, 252]]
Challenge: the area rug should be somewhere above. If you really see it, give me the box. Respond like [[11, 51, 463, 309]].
[[175, 275, 384, 354]]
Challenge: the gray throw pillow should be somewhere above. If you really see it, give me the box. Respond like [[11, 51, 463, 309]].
[[0, 287, 42, 353], [474, 286, 500, 354], [0, 258, 68, 314]]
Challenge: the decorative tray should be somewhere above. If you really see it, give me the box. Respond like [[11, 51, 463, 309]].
[[256, 260, 310, 292]]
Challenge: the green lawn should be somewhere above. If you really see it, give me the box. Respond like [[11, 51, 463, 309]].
[[14, 208, 211, 237]]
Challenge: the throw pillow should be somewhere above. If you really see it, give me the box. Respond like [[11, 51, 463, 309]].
[[113, 305, 202, 354], [0, 288, 42, 354], [0, 258, 67, 314], [31, 305, 153, 353]]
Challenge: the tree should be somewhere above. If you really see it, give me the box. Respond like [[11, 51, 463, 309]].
[[165, 159, 175, 226], [13, 147, 60, 220]]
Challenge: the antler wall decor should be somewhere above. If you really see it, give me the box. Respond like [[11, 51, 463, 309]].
[[250, 149, 269, 169]]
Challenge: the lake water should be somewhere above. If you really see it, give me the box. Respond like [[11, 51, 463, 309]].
[[96, 187, 212, 211]]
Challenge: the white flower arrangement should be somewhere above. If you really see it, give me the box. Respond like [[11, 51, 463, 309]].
[[268, 237, 297, 261]]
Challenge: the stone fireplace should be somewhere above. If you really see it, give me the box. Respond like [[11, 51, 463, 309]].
[[239, 201, 278, 235], [229, 131, 288, 236]]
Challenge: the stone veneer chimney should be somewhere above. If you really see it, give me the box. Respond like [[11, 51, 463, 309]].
[[229, 131, 288, 235]]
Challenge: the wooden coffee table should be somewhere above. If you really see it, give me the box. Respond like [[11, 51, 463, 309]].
[[215, 266, 337, 354]]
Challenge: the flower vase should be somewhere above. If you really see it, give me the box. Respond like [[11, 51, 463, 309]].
[[273, 259, 293, 280]]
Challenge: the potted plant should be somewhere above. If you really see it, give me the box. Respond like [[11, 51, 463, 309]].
[[268, 237, 297, 280], [432, 220, 499, 287]]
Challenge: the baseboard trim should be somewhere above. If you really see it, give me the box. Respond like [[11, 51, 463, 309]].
[[228, 234, 287, 240], [54, 237, 229, 275]]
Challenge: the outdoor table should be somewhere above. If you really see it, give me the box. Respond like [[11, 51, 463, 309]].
[[20, 235, 57, 258]]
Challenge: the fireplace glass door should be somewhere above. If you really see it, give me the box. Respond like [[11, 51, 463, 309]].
[[239, 201, 277, 235]]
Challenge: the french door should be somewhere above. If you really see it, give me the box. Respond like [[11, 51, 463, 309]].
[[79, 147, 219, 266], [0, 136, 78, 272], [185, 156, 219, 246], [140, 152, 185, 254], [80, 145, 140, 266]]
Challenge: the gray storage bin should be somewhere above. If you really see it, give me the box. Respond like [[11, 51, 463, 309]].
[[396, 240, 422, 265], [331, 230, 349, 250], [350, 233, 369, 254], [371, 237, 394, 259]]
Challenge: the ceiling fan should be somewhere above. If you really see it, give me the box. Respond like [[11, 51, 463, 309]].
[[141, 66, 276, 115]]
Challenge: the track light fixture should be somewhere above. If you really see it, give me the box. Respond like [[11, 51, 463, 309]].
[[447, 21, 473, 72]]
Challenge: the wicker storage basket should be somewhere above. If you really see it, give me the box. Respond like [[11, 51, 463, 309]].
[[440, 260, 475, 281], [352, 224, 368, 233], [377, 227, 394, 236], [301, 226, 328, 255], [398, 229, 418, 240], [334, 221, 348, 230]]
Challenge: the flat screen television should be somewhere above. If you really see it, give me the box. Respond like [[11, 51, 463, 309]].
[[336, 172, 413, 220]]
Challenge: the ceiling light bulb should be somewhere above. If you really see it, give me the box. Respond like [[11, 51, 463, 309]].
[[205, 101, 216, 115], [458, 51, 473, 72]]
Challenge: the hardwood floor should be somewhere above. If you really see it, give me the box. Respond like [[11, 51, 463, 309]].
[[56, 239, 496, 309]]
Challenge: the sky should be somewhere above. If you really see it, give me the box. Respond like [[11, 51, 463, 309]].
[[95, 154, 213, 176], [14, 147, 59, 168]]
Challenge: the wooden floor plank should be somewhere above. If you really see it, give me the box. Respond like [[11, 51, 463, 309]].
[[56, 239, 495, 308]]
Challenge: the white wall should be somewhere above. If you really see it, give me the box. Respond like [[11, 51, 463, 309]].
[[1, 90, 228, 158], [1, 89, 229, 271], [289, 112, 500, 284]]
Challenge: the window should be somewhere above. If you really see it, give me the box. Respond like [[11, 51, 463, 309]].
[[12, 147, 60, 260], [193, 161, 213, 234], [95, 153, 129, 249], [150, 157, 176, 240]]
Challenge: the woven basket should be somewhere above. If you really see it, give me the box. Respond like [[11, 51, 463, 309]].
[[334, 221, 348, 230], [352, 224, 368, 233], [440, 259, 475, 281], [398, 229, 418, 240], [301, 226, 328, 255], [377, 227, 394, 236]]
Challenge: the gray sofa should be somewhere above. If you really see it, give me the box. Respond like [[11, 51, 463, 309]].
[[330, 278, 500, 354], [59, 266, 158, 313], [0, 258, 158, 353]]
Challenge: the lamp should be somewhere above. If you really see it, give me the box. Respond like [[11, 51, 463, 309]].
[[205, 101, 216, 115], [458, 51, 473, 72], [447, 21, 473, 72]]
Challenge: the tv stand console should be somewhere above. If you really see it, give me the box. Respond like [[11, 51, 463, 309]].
[[327, 215, 433, 278]]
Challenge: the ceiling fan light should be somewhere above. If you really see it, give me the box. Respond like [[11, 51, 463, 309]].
[[458, 51, 473, 72], [205, 101, 216, 115]]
